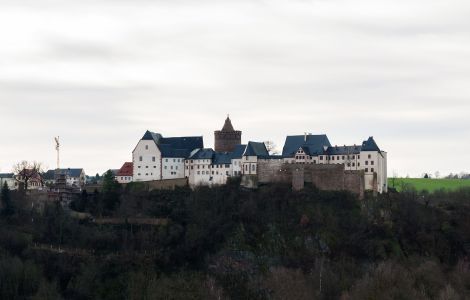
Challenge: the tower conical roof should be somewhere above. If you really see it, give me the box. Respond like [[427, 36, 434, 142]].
[[221, 116, 235, 132]]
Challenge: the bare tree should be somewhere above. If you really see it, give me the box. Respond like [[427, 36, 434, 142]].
[[264, 141, 280, 155], [12, 161, 44, 190]]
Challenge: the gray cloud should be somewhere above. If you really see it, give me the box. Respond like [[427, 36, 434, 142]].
[[0, 0, 469, 176]]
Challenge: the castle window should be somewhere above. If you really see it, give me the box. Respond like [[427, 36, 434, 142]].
[[145, 145, 148, 150], [332, 156, 335, 160], [152, 157, 156, 162], [368, 154, 371, 159], [342, 156, 345, 160], [358, 163, 360, 166], [139, 156, 143, 162], [358, 155, 360, 159], [352, 163, 355, 167], [320, 156, 323, 160], [365, 168, 369, 172], [371, 168, 375, 172], [191, 166, 194, 170], [371, 161, 374, 165], [176, 166, 178, 170], [165, 159, 168, 162], [197, 171, 200, 175], [365, 161, 369, 165]]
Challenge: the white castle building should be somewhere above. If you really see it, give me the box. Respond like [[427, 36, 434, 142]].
[[132, 131, 203, 182], [131, 117, 388, 193]]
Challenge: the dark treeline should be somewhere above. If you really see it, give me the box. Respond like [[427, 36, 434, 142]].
[[0, 178, 470, 299]]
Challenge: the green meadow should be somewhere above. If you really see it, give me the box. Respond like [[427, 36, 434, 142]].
[[388, 178, 470, 192]]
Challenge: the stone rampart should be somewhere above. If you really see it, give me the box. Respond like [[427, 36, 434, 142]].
[[255, 162, 367, 198]]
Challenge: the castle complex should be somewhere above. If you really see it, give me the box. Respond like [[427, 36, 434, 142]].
[[132, 117, 388, 196]]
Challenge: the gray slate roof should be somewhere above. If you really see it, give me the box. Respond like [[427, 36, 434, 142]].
[[361, 137, 381, 152], [189, 149, 215, 160], [142, 130, 204, 158], [231, 144, 247, 159], [326, 145, 362, 155], [44, 169, 84, 179], [213, 153, 232, 165], [282, 135, 331, 157], [244, 142, 269, 157]]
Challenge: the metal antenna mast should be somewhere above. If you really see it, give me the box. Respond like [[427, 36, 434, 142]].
[[54, 136, 60, 169]]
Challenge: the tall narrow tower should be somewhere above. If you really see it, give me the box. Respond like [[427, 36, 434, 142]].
[[54, 136, 60, 169], [214, 115, 242, 152]]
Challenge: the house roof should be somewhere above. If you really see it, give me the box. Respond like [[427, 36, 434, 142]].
[[244, 141, 269, 157], [189, 145, 251, 164], [282, 135, 331, 157], [141, 130, 204, 158], [42, 170, 56, 180], [213, 152, 232, 165], [361, 137, 381, 152], [44, 168, 84, 179], [222, 116, 235, 132], [326, 145, 362, 155], [231, 144, 247, 159], [0, 173, 14, 179], [117, 162, 133, 177], [189, 148, 215, 160]]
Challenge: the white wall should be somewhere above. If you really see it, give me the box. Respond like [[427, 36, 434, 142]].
[[360, 151, 387, 193], [187, 159, 212, 186], [242, 156, 258, 175], [116, 176, 133, 184], [232, 159, 242, 176], [211, 163, 232, 185], [162, 158, 185, 180], [133, 140, 162, 182]]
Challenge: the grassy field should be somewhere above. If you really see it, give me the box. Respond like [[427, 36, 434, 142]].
[[388, 178, 470, 192]]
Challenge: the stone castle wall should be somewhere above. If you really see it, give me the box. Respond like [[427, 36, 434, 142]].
[[255, 162, 367, 198]]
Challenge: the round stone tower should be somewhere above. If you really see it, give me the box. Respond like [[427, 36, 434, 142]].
[[214, 116, 242, 152]]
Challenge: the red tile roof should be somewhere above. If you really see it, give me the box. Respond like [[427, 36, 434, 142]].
[[117, 162, 133, 177]]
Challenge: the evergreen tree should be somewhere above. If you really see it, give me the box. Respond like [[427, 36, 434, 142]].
[[101, 170, 121, 214], [1, 181, 13, 216]]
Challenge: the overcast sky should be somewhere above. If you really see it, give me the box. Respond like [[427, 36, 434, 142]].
[[1, 0, 469, 177]]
